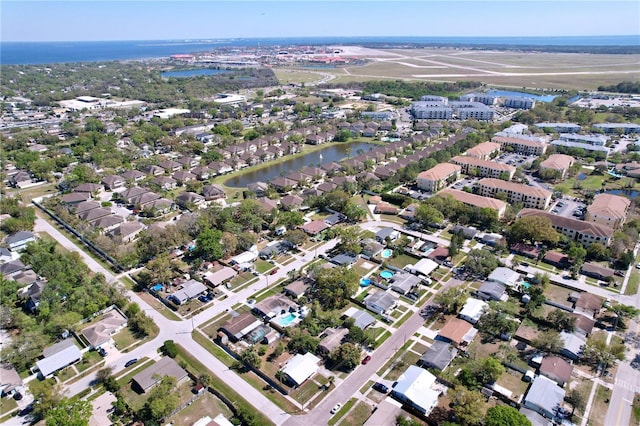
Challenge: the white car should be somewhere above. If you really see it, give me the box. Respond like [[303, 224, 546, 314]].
[[636, 263, 640, 269], [330, 403, 342, 414]]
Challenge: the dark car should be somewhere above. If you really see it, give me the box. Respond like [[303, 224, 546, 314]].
[[615, 270, 625, 277], [198, 295, 210, 303], [373, 382, 389, 393], [98, 347, 107, 357], [362, 355, 372, 365], [124, 358, 139, 368], [18, 404, 34, 416]]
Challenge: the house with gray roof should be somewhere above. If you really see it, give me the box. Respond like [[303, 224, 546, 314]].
[[476, 281, 507, 301], [559, 331, 585, 360], [364, 291, 398, 315], [169, 280, 207, 305], [342, 307, 376, 330], [389, 273, 421, 295], [132, 357, 188, 393], [418, 340, 458, 371], [5, 231, 36, 252], [523, 375, 565, 420], [36, 339, 82, 378]]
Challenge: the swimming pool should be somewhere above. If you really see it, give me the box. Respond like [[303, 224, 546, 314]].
[[521, 281, 532, 289], [380, 270, 394, 280], [273, 312, 299, 327], [151, 284, 163, 292], [381, 249, 393, 259], [360, 278, 372, 287]]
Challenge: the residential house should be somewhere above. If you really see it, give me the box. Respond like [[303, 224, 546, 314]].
[[121, 170, 146, 183], [0, 259, 26, 278], [458, 298, 489, 324], [73, 183, 103, 194], [280, 352, 321, 387], [318, 328, 349, 354], [219, 313, 262, 342], [202, 184, 226, 201], [92, 215, 125, 233], [36, 339, 82, 378], [159, 159, 182, 172], [280, 194, 304, 210], [270, 177, 297, 192], [522, 375, 565, 420], [142, 165, 165, 177], [364, 291, 398, 315], [301, 220, 329, 236], [375, 227, 399, 243], [61, 192, 92, 205], [0, 364, 23, 397], [487, 267, 520, 288], [191, 166, 212, 180], [539, 356, 573, 387], [418, 340, 457, 371], [559, 331, 586, 360], [203, 267, 237, 288], [342, 307, 376, 330], [9, 171, 34, 188], [132, 357, 188, 393], [5, 231, 36, 252], [574, 292, 604, 318], [152, 176, 177, 190], [542, 251, 570, 269], [81, 308, 128, 350], [283, 280, 311, 299], [476, 281, 508, 301], [390, 366, 441, 416], [437, 318, 478, 348], [169, 279, 208, 305], [374, 202, 399, 215], [247, 182, 269, 197], [172, 170, 196, 184], [175, 192, 206, 210], [111, 221, 145, 243], [569, 314, 595, 336], [101, 175, 126, 190]]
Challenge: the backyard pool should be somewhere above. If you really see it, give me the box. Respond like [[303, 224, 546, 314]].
[[273, 312, 300, 327], [380, 270, 394, 280], [151, 284, 163, 292], [520, 281, 532, 289], [381, 249, 393, 259], [360, 278, 372, 287]]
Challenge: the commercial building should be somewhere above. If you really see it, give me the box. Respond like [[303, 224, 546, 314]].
[[539, 154, 575, 179], [450, 156, 516, 180], [477, 178, 552, 210], [464, 142, 501, 160], [585, 193, 630, 229], [518, 208, 614, 246], [492, 135, 547, 155], [416, 163, 461, 192], [439, 189, 507, 218]]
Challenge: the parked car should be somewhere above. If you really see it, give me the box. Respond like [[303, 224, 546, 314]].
[[615, 270, 625, 277], [98, 347, 107, 357], [269, 268, 279, 275], [373, 382, 389, 393], [362, 355, 372, 365], [18, 404, 34, 417], [330, 403, 342, 414], [124, 358, 139, 368]]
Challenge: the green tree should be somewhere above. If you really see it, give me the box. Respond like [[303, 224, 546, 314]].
[[29, 378, 63, 420], [329, 343, 362, 371], [161, 340, 178, 358], [459, 358, 505, 389], [415, 204, 444, 227], [485, 405, 532, 426], [240, 346, 262, 370], [480, 310, 519, 338], [532, 330, 563, 353], [45, 398, 93, 426], [336, 226, 363, 255], [285, 229, 308, 246], [195, 227, 224, 260], [450, 388, 486, 426], [143, 376, 178, 421], [509, 216, 560, 246], [547, 309, 576, 332], [313, 266, 359, 310], [434, 287, 468, 314], [464, 249, 500, 278]]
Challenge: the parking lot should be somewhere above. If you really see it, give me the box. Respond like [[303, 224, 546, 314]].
[[495, 152, 538, 168], [549, 196, 587, 219]]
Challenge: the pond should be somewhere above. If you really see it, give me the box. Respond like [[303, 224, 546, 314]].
[[161, 68, 230, 78], [224, 142, 377, 187], [486, 89, 558, 103], [603, 189, 640, 199]]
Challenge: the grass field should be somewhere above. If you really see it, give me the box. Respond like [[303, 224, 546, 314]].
[[273, 48, 640, 90]]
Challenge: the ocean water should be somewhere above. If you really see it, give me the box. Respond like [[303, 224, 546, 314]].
[[2, 36, 638, 65]]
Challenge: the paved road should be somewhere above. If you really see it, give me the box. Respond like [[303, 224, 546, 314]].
[[283, 278, 464, 426], [34, 215, 308, 425]]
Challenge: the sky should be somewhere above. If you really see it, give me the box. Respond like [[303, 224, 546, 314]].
[[2, 1, 639, 42]]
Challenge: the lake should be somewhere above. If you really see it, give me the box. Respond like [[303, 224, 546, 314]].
[[224, 142, 377, 188], [161, 69, 230, 78], [486, 89, 558, 103], [603, 189, 639, 199]]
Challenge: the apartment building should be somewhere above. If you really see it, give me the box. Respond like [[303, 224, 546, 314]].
[[593, 123, 640, 134], [534, 122, 581, 133], [503, 97, 536, 110], [464, 142, 501, 160], [449, 101, 495, 120], [585, 193, 630, 229], [458, 93, 498, 106], [539, 154, 575, 179], [559, 133, 608, 146], [451, 156, 516, 180], [439, 189, 507, 218], [518, 208, 614, 246], [550, 140, 610, 157], [417, 163, 461, 192], [492, 136, 547, 156], [477, 178, 552, 210]]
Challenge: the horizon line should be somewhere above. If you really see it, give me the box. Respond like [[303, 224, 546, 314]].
[[3, 34, 639, 43]]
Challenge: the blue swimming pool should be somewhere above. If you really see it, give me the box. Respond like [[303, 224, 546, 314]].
[[151, 284, 163, 292], [380, 270, 394, 279], [521, 281, 532, 289], [273, 312, 299, 327], [381, 249, 393, 259], [360, 278, 371, 287]]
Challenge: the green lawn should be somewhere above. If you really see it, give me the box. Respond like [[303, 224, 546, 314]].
[[384, 350, 421, 381], [626, 272, 640, 296], [191, 331, 236, 368], [255, 260, 273, 273], [0, 397, 18, 416], [328, 398, 357, 426], [386, 253, 420, 269], [57, 365, 78, 382], [338, 401, 373, 426], [112, 327, 138, 350], [76, 350, 103, 373], [631, 394, 640, 426]]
